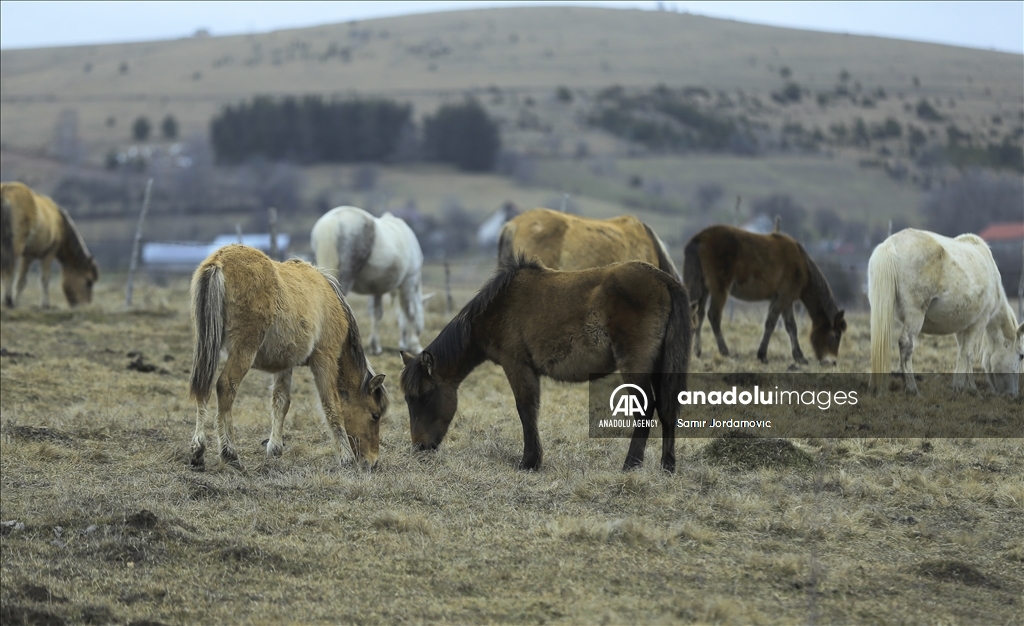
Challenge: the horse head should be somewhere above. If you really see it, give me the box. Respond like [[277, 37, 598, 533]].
[[810, 310, 846, 365], [984, 319, 1024, 396], [342, 371, 388, 469], [62, 256, 99, 306], [400, 350, 458, 451]]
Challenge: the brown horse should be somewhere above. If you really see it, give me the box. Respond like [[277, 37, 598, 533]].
[[684, 225, 846, 364], [497, 208, 681, 281], [1, 181, 99, 308], [189, 244, 388, 471], [400, 254, 691, 472]]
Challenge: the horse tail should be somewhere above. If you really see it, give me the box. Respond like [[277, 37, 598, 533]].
[[656, 274, 692, 425], [497, 220, 518, 266], [0, 185, 14, 274], [310, 216, 340, 277], [682, 235, 705, 303], [643, 222, 682, 283], [868, 242, 899, 391], [189, 263, 226, 403]]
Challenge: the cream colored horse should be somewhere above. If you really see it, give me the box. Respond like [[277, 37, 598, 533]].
[[1, 181, 98, 308], [189, 244, 388, 471], [311, 206, 426, 355], [869, 229, 1024, 395]]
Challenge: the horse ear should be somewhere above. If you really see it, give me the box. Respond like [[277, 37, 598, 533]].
[[369, 373, 386, 392], [835, 310, 847, 331], [421, 351, 435, 377], [400, 351, 415, 366]]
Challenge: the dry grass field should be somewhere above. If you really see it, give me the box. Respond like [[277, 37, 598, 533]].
[[2, 269, 1022, 625]]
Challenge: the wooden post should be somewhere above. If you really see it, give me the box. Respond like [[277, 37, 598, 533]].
[[124, 178, 153, 307], [235, 224, 243, 244], [444, 260, 453, 316], [268, 207, 279, 260]]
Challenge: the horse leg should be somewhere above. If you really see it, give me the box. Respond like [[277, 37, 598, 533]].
[[756, 300, 784, 364], [693, 291, 708, 357], [1, 258, 14, 308], [308, 350, 355, 464], [898, 315, 924, 395], [368, 295, 384, 354], [12, 256, 32, 307], [621, 374, 658, 471], [707, 290, 730, 357], [782, 305, 808, 364], [213, 347, 257, 469], [265, 369, 293, 458], [398, 279, 424, 353], [190, 398, 212, 471], [503, 364, 543, 470], [38, 255, 55, 308], [953, 330, 979, 394]]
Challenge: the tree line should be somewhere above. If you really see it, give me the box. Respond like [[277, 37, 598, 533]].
[[209, 96, 499, 172]]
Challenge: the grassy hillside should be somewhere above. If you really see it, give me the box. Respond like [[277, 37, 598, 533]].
[[0, 6, 1021, 269]]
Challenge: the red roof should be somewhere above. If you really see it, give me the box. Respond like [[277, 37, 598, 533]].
[[979, 222, 1024, 242]]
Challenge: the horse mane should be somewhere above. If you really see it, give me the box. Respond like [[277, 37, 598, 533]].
[[56, 209, 95, 271], [797, 243, 839, 320], [317, 265, 383, 400], [403, 253, 542, 389]]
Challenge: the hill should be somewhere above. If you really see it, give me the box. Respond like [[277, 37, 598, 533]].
[[0, 6, 1021, 271]]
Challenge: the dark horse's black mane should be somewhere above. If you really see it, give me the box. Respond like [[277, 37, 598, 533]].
[[795, 243, 840, 320], [401, 253, 543, 389]]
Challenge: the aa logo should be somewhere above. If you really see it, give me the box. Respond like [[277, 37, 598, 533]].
[[609, 384, 648, 417]]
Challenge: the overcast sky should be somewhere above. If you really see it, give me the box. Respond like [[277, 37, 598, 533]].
[[1, 1, 1022, 54]]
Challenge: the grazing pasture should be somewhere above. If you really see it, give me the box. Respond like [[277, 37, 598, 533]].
[[1, 273, 1022, 624]]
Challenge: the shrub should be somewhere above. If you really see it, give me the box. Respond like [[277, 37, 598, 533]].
[[423, 99, 501, 172], [132, 116, 151, 141], [161, 115, 179, 140]]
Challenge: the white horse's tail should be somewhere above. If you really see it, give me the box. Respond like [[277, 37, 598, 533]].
[[189, 264, 226, 403], [310, 218, 340, 278], [868, 243, 899, 391]]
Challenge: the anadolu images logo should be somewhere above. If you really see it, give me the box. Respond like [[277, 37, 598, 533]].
[[609, 384, 648, 417]]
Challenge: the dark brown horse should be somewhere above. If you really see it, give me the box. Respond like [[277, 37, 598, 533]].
[[497, 208, 681, 281], [400, 255, 691, 472], [684, 225, 846, 364]]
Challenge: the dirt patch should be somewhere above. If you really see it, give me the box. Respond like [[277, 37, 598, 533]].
[[703, 431, 815, 470], [0, 605, 66, 626], [5, 426, 73, 445], [916, 560, 1001, 588], [126, 510, 159, 531], [18, 584, 66, 603]]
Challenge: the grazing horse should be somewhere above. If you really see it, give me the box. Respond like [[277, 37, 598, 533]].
[[869, 229, 1024, 395], [188, 244, 388, 471], [312, 206, 426, 355], [1, 181, 99, 308], [497, 207, 681, 281], [684, 224, 846, 364], [400, 255, 691, 472]]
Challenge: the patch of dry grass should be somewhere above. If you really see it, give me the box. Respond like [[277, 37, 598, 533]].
[[2, 275, 1022, 624]]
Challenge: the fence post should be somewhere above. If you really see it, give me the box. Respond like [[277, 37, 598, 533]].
[[124, 178, 153, 307], [268, 207, 279, 260], [235, 224, 243, 244]]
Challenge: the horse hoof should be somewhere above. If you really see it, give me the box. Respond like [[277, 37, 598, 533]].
[[622, 458, 643, 471], [758, 355, 769, 364], [517, 458, 541, 471], [189, 458, 205, 472]]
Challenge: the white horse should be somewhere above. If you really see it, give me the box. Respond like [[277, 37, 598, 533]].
[[312, 206, 425, 355], [869, 228, 1024, 395]]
